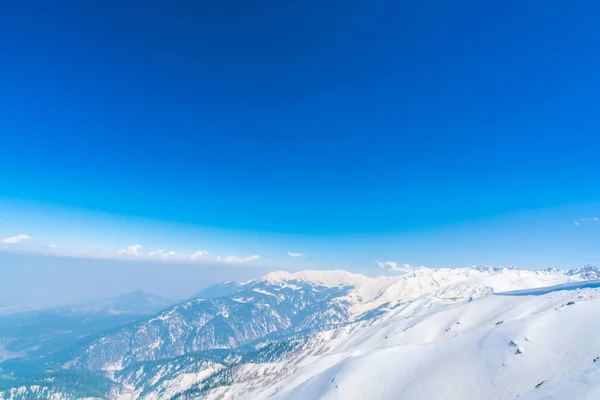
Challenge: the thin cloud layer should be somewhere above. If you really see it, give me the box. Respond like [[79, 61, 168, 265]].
[[1, 234, 31, 244], [116, 246, 258, 264], [288, 252, 305, 257], [217, 255, 260, 264], [14, 239, 261, 265], [574, 217, 599, 226]]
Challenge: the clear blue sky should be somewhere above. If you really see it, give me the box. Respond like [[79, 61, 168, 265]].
[[1, 1, 600, 304]]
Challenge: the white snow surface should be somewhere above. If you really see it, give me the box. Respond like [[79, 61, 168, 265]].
[[202, 268, 600, 400], [259, 267, 581, 321]]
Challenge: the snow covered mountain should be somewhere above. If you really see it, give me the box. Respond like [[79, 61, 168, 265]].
[[220, 280, 600, 400], [68, 267, 573, 372], [199, 269, 600, 400], [565, 264, 600, 281], [192, 281, 243, 299], [1, 265, 599, 399], [68, 272, 358, 371]]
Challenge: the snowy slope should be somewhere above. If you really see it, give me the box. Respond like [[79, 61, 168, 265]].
[[266, 291, 600, 400], [519, 362, 600, 400], [202, 273, 600, 400]]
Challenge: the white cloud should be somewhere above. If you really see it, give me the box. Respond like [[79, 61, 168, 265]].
[[376, 260, 421, 273], [12, 239, 257, 266], [217, 254, 260, 263], [288, 252, 305, 257], [149, 249, 176, 259], [376, 260, 398, 270], [1, 234, 31, 244], [189, 250, 209, 260], [574, 217, 599, 226], [118, 244, 142, 257]]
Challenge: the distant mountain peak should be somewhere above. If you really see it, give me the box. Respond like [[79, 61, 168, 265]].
[[259, 271, 297, 283], [566, 264, 600, 280], [112, 289, 159, 299], [193, 280, 242, 299], [468, 265, 502, 273], [259, 269, 369, 287]]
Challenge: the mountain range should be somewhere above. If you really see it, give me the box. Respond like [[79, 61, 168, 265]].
[[1, 265, 599, 399]]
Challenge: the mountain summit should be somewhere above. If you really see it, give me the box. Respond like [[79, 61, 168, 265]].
[[566, 264, 600, 280]]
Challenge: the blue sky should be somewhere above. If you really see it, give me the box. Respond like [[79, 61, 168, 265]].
[[1, 1, 600, 303]]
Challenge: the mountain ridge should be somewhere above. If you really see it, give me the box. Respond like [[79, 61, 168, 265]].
[[63, 266, 594, 372], [2, 265, 599, 399]]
